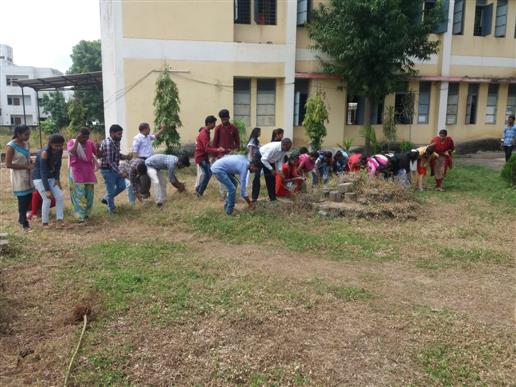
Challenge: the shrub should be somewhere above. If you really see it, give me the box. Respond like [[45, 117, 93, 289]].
[[399, 140, 415, 152], [501, 154, 516, 186], [303, 91, 329, 150], [231, 119, 247, 152]]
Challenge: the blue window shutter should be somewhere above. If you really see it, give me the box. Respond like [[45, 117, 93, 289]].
[[481, 3, 493, 36], [434, 0, 449, 33]]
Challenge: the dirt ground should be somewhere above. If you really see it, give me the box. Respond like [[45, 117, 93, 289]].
[[455, 151, 506, 171], [0, 160, 514, 386]]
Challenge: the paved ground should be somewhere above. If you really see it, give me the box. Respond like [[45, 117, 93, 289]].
[[455, 151, 506, 171]]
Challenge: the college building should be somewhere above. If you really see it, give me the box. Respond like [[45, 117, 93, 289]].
[[100, 0, 516, 151], [0, 44, 62, 126]]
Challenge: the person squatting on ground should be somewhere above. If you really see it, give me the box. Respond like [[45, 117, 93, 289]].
[[430, 129, 455, 191], [32, 134, 66, 227], [252, 138, 293, 202], [99, 124, 130, 213], [333, 150, 348, 175], [313, 151, 333, 186], [119, 158, 151, 204], [211, 154, 259, 215], [194, 115, 225, 196], [502, 115, 515, 162], [145, 153, 189, 207], [67, 127, 97, 223], [275, 153, 304, 198], [5, 125, 34, 231]]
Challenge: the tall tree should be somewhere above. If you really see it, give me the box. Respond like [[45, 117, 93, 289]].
[[153, 66, 182, 154], [68, 40, 103, 126], [308, 0, 445, 128], [40, 91, 69, 132]]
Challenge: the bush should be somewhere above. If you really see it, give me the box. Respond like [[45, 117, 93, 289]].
[[501, 154, 516, 186], [231, 119, 247, 151], [399, 140, 415, 152]]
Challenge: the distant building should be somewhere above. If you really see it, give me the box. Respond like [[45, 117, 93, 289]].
[[0, 44, 63, 126], [100, 0, 516, 150]]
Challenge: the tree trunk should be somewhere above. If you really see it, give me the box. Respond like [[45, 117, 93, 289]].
[[363, 96, 373, 154]]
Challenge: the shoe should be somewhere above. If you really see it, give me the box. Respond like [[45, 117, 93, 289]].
[[157, 202, 163, 209], [195, 192, 202, 198], [101, 198, 108, 205], [22, 223, 32, 232]]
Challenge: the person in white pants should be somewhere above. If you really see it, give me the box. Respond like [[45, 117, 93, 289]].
[[144, 153, 190, 206]]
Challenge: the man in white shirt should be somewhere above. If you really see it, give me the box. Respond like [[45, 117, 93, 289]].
[[132, 122, 164, 160], [131, 122, 165, 198], [252, 138, 292, 202]]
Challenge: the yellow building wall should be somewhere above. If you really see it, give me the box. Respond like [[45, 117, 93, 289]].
[[123, 59, 285, 145], [122, 0, 234, 42]]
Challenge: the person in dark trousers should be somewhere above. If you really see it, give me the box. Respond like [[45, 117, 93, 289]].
[[99, 124, 129, 213], [194, 115, 225, 196], [5, 125, 34, 231], [502, 115, 516, 162], [252, 138, 293, 202]]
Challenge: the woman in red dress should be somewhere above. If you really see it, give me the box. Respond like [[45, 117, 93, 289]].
[[430, 129, 454, 191], [275, 154, 304, 197]]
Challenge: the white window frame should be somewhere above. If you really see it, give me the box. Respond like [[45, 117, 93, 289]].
[[446, 83, 459, 125]]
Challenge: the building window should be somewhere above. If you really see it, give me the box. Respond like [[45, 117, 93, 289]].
[[371, 99, 384, 125], [446, 83, 459, 125], [294, 79, 309, 126], [255, 0, 276, 25], [394, 85, 414, 125], [233, 78, 251, 127], [256, 79, 276, 126], [506, 84, 516, 120], [346, 96, 364, 125], [452, 0, 466, 34], [423, 0, 436, 21], [10, 116, 22, 125], [234, 0, 251, 24], [7, 96, 21, 106], [297, 0, 310, 26], [465, 83, 479, 124], [418, 82, 431, 124], [473, 0, 493, 36], [485, 84, 498, 124], [494, 0, 507, 37]]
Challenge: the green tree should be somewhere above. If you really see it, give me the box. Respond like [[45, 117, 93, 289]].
[[308, 0, 444, 127], [302, 91, 329, 150], [40, 91, 69, 132], [68, 40, 103, 126], [68, 98, 87, 129], [153, 66, 182, 154]]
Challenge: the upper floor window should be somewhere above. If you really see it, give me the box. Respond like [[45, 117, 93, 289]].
[[494, 0, 507, 37], [255, 0, 276, 25], [452, 0, 466, 34], [297, 0, 310, 26], [7, 96, 21, 106], [473, 0, 493, 37], [234, 0, 251, 24]]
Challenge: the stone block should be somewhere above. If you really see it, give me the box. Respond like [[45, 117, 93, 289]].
[[345, 192, 357, 202], [337, 183, 354, 193], [329, 191, 343, 202]]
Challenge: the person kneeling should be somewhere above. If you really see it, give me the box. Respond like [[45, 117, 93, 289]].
[[211, 155, 259, 215]]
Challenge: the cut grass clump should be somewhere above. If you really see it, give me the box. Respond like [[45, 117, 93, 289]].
[[309, 278, 373, 302]]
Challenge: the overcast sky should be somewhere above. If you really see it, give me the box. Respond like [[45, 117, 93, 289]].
[[0, 0, 101, 73]]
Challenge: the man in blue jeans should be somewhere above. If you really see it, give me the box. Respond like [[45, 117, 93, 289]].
[[99, 124, 130, 213], [194, 115, 225, 196], [211, 155, 259, 215]]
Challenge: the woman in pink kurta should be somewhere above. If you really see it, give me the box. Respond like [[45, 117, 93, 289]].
[[67, 128, 97, 222]]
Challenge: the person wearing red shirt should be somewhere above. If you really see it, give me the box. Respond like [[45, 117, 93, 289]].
[[194, 115, 225, 196], [276, 153, 304, 197], [430, 129, 455, 191], [212, 109, 240, 155]]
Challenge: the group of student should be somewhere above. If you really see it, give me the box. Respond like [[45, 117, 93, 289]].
[[7, 108, 510, 229]]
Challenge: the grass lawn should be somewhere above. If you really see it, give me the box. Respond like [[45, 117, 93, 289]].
[[0, 162, 514, 385]]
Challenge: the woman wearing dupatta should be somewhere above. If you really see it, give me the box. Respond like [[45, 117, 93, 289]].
[[275, 153, 304, 197], [67, 128, 97, 222], [430, 129, 454, 191]]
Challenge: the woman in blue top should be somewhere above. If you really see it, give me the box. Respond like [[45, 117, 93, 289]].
[[32, 134, 66, 227], [5, 125, 34, 231]]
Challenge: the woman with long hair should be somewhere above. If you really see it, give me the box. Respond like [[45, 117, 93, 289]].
[[5, 125, 34, 231], [32, 134, 66, 227]]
